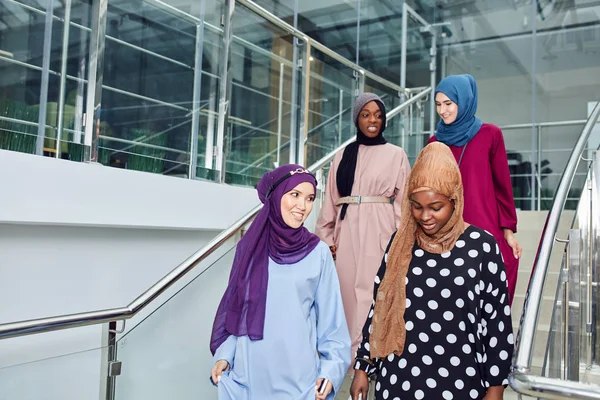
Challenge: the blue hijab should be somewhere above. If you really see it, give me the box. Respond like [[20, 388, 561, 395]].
[[435, 74, 483, 147]]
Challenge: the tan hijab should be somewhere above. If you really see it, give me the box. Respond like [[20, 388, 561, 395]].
[[370, 142, 466, 359]]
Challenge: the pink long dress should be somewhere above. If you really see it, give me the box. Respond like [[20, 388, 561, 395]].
[[429, 123, 519, 303], [315, 143, 411, 357]]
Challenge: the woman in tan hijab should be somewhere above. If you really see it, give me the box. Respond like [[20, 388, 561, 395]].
[[350, 142, 513, 400]]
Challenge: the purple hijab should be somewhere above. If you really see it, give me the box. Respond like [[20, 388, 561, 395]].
[[210, 164, 321, 354]]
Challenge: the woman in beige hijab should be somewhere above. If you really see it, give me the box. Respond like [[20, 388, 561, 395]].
[[350, 142, 513, 400]]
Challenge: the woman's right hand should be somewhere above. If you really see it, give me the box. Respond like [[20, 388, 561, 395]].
[[350, 370, 369, 400], [211, 359, 230, 386], [329, 245, 337, 261]]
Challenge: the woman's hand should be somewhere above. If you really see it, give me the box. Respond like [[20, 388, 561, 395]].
[[315, 377, 333, 400], [482, 386, 504, 400], [329, 245, 337, 261], [350, 370, 369, 400], [504, 229, 522, 259], [210, 359, 230, 386]]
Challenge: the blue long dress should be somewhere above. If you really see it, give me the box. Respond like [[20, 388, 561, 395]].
[[213, 241, 351, 399]]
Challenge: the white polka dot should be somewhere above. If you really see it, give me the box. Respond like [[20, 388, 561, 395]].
[[422, 355, 433, 365], [455, 379, 464, 390], [450, 356, 460, 366], [468, 268, 477, 278], [466, 367, 476, 376], [399, 358, 407, 368], [402, 381, 410, 391], [496, 243, 500, 254], [409, 344, 417, 353], [431, 322, 442, 332], [477, 352, 483, 363], [454, 276, 465, 286], [419, 333, 430, 343], [499, 350, 509, 360], [376, 381, 381, 391], [470, 231, 481, 239], [442, 289, 452, 298], [456, 298, 465, 308], [369, 308, 374, 318], [454, 258, 465, 266], [435, 345, 445, 355], [505, 305, 511, 316], [483, 242, 491, 252], [456, 240, 466, 248], [463, 344, 472, 354], [490, 365, 500, 376], [501, 270, 507, 282], [427, 278, 437, 288], [488, 262, 498, 274], [415, 249, 424, 257], [413, 267, 423, 275], [444, 311, 454, 321], [414, 287, 424, 297], [441, 251, 451, 258], [405, 276, 409, 285], [447, 334, 457, 344], [427, 378, 437, 388], [355, 361, 360, 369], [459, 321, 466, 331], [381, 367, 387, 377], [383, 389, 389, 399], [485, 304, 494, 314], [468, 249, 479, 258], [443, 390, 454, 399], [440, 268, 450, 277], [374, 275, 381, 284], [468, 333, 475, 343], [439, 367, 449, 377], [411, 366, 421, 376], [468, 291, 475, 301], [406, 298, 411, 308], [428, 300, 439, 310], [508, 333, 514, 344], [468, 313, 476, 324], [470, 389, 479, 399], [405, 321, 414, 331], [416, 310, 426, 320], [415, 390, 424, 400], [390, 374, 398, 384], [387, 353, 395, 362], [427, 259, 437, 267], [489, 337, 498, 348], [365, 342, 370, 351]]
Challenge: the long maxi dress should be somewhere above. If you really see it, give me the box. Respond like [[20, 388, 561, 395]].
[[315, 143, 411, 356], [355, 226, 514, 400], [429, 123, 519, 303], [212, 241, 351, 400]]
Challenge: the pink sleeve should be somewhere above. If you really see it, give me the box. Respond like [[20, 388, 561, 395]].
[[490, 126, 518, 233], [315, 156, 341, 247], [393, 149, 411, 228]]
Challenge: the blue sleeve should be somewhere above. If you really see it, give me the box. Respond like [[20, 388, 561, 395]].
[[213, 334, 237, 368], [315, 246, 352, 396]]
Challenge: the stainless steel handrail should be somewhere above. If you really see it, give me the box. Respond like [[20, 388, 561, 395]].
[[510, 100, 600, 398], [387, 88, 431, 119], [0, 91, 425, 340]]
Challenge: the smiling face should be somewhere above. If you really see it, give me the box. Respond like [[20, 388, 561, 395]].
[[280, 182, 315, 229], [357, 101, 383, 138], [435, 92, 458, 125], [410, 190, 455, 235]]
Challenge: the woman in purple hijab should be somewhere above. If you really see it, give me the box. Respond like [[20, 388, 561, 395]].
[[210, 164, 351, 400]]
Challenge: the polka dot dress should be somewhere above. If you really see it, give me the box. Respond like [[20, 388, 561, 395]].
[[354, 226, 514, 400]]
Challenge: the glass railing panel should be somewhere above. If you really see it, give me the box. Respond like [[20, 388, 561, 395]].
[[113, 243, 236, 400], [222, 3, 301, 186], [303, 48, 357, 167], [0, 346, 109, 399]]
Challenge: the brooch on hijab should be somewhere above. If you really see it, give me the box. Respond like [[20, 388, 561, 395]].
[[266, 168, 315, 198]]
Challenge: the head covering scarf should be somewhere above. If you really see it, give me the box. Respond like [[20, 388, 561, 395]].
[[435, 74, 483, 147], [210, 164, 320, 354], [336, 92, 388, 220], [370, 142, 466, 359]]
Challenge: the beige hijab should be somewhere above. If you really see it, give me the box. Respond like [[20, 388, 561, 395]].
[[370, 142, 466, 359]]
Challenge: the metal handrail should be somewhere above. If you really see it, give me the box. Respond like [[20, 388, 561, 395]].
[[0, 90, 426, 340], [510, 100, 600, 399]]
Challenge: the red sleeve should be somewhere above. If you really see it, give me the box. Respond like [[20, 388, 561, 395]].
[[489, 125, 518, 233], [427, 135, 437, 144]]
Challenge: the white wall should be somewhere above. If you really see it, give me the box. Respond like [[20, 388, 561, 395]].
[[0, 149, 260, 399]]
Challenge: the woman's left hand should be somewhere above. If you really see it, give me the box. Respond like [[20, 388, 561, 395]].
[[482, 386, 504, 400], [504, 229, 522, 259], [315, 377, 333, 400]]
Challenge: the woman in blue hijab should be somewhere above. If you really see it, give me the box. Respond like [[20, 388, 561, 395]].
[[429, 74, 522, 305]]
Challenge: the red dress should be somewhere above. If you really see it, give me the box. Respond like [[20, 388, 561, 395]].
[[429, 123, 519, 303]]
